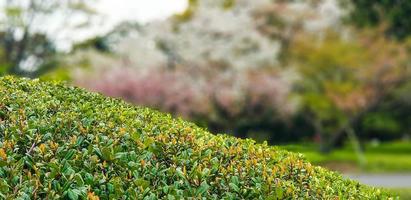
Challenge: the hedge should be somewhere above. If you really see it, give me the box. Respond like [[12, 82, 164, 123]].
[[0, 76, 393, 199]]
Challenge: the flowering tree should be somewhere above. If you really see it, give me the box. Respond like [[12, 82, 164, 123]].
[[67, 0, 411, 146], [289, 28, 411, 152], [107, 0, 344, 70]]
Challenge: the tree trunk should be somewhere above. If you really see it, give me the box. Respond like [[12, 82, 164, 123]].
[[8, 28, 30, 76]]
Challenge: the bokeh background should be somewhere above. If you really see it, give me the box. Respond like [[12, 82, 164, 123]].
[[1, 0, 411, 197]]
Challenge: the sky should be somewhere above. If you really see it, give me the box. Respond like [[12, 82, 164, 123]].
[[97, 0, 188, 24], [55, 0, 188, 50], [0, 0, 187, 50], [0, 0, 188, 28], [56, 0, 187, 50], [0, 0, 187, 67]]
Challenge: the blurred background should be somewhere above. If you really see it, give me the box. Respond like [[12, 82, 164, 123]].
[[1, 0, 411, 197]]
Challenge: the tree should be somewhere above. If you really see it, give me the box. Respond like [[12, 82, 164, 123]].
[[289, 29, 411, 152], [107, 0, 342, 72], [345, 0, 411, 39], [0, 0, 97, 77], [59, 0, 350, 143]]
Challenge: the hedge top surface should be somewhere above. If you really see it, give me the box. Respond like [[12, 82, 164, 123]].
[[0, 76, 392, 199]]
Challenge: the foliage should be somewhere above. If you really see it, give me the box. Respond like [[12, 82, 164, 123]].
[[75, 65, 296, 140], [61, 0, 346, 143], [103, 0, 343, 72], [0, 31, 57, 76], [360, 81, 411, 140], [289, 29, 410, 151], [345, 0, 411, 39], [46, 0, 411, 148], [0, 0, 97, 77], [73, 37, 111, 53], [0, 76, 391, 199], [282, 141, 411, 173]]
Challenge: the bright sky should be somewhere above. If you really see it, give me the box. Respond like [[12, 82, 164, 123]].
[[98, 0, 188, 25], [64, 0, 188, 50], [0, 0, 188, 50]]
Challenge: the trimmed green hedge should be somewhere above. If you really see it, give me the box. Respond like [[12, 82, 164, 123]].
[[0, 76, 392, 199]]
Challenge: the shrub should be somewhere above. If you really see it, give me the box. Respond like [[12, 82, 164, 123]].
[[0, 76, 392, 199]]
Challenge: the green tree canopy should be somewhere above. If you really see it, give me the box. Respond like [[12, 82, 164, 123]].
[[346, 0, 411, 39]]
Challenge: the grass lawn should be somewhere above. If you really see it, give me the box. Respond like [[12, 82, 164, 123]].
[[281, 141, 411, 199], [279, 141, 411, 173]]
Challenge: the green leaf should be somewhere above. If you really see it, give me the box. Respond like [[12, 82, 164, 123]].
[[0, 160, 7, 167], [143, 137, 154, 148], [230, 176, 239, 185], [101, 146, 114, 161], [67, 189, 79, 200], [130, 129, 141, 142], [74, 174, 84, 186], [65, 149, 76, 160], [134, 178, 150, 189], [76, 136, 84, 147], [275, 188, 284, 199], [229, 183, 239, 193], [196, 181, 209, 196]]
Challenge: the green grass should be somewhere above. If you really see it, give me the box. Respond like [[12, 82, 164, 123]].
[[281, 141, 411, 173], [283, 142, 411, 199]]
